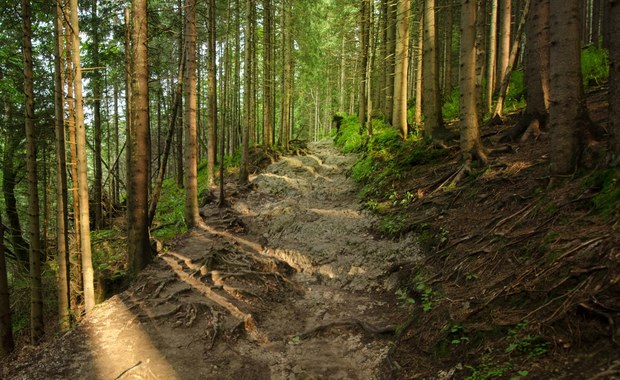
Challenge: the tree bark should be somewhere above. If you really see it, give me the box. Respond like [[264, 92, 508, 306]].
[[496, 0, 512, 92], [392, 0, 410, 138], [422, 0, 446, 140], [207, 0, 217, 187], [92, 0, 103, 230], [54, 0, 71, 331], [263, 0, 274, 147], [70, 0, 96, 313], [606, 0, 620, 160], [486, 0, 498, 113], [127, 0, 152, 274], [0, 218, 14, 357], [459, 0, 487, 165], [21, 0, 44, 343], [549, 0, 590, 175]]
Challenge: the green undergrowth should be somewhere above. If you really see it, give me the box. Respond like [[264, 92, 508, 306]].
[[334, 115, 447, 236], [581, 45, 609, 87], [583, 167, 620, 218]]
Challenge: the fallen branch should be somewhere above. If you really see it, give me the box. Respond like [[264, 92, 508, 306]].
[[113, 361, 142, 380]]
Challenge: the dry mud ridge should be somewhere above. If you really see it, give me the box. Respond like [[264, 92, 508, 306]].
[[4, 139, 420, 380]]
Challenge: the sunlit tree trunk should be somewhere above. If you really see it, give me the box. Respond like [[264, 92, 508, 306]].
[[92, 0, 103, 230], [358, 0, 370, 129], [384, 0, 396, 123], [263, 0, 274, 147], [176, 0, 185, 188], [54, 0, 71, 331], [0, 219, 14, 357], [549, 0, 589, 175], [70, 0, 96, 313], [22, 0, 44, 342], [207, 0, 217, 186], [392, 0, 410, 138], [486, 0, 498, 113], [415, 12, 423, 127], [496, 0, 511, 92], [127, 0, 152, 273], [280, 0, 293, 148], [240, 0, 253, 183]]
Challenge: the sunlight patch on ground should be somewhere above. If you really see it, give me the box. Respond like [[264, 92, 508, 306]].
[[85, 297, 180, 380], [308, 207, 363, 219]]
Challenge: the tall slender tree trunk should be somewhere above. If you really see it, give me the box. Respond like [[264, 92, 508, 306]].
[[496, 0, 512, 92], [441, 0, 454, 95], [385, 0, 396, 123], [128, 0, 152, 273], [64, 5, 82, 297], [176, 0, 185, 188], [70, 0, 96, 313], [21, 0, 44, 343], [392, 0, 410, 138], [415, 13, 424, 127], [207, 0, 217, 186], [263, 0, 274, 147], [92, 0, 103, 230], [358, 0, 370, 129], [486, 0, 498, 113], [0, 218, 14, 357], [54, 0, 71, 331], [422, 0, 446, 140], [184, 0, 201, 226], [240, 0, 254, 183]]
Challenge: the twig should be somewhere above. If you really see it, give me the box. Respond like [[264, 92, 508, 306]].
[[113, 361, 142, 380]]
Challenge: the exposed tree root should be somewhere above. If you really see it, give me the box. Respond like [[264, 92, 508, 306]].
[[161, 254, 268, 343], [297, 318, 397, 340]]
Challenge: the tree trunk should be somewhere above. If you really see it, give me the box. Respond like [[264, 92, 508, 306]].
[[384, 0, 397, 123], [207, 0, 217, 187], [2, 134, 29, 264], [459, 0, 487, 165], [176, 0, 185, 189], [92, 0, 103, 230], [422, 0, 446, 140], [0, 218, 14, 357], [609, 0, 620, 161], [492, 0, 530, 119], [149, 52, 185, 227], [21, 0, 44, 343], [127, 0, 152, 273], [54, 0, 71, 331], [392, 0, 410, 138], [486, 0, 498, 113], [70, 0, 96, 313], [549, 0, 590, 175], [263, 0, 274, 147], [496, 0, 512, 92], [415, 13, 423, 127], [358, 0, 370, 129], [240, 0, 254, 183]]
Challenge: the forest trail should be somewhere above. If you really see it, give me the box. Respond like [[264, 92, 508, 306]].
[[5, 139, 419, 380]]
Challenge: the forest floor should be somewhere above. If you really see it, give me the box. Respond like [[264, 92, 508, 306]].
[[2, 87, 619, 380], [1, 139, 419, 379]]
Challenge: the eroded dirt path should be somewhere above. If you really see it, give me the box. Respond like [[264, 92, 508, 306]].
[[4, 139, 418, 380]]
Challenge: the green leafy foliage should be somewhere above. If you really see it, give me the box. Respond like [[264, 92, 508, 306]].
[[581, 45, 609, 87]]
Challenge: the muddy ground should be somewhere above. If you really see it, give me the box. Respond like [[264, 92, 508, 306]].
[[2, 140, 419, 380]]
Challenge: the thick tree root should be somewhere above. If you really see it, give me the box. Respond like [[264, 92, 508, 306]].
[[297, 318, 397, 339]]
